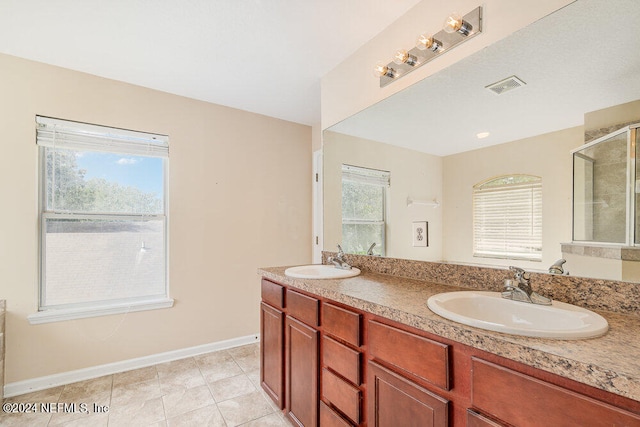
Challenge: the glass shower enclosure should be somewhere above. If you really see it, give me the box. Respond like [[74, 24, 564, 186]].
[[573, 124, 640, 245]]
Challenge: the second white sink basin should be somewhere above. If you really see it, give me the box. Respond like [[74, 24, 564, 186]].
[[284, 264, 361, 279], [427, 291, 608, 339]]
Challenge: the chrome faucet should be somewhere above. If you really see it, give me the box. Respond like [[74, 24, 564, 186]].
[[328, 245, 352, 270], [548, 259, 566, 275], [502, 266, 552, 305], [366, 242, 377, 256]]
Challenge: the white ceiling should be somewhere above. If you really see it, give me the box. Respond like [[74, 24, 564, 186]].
[[329, 0, 640, 156], [0, 0, 422, 126]]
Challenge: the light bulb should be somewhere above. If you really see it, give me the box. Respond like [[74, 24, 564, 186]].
[[392, 49, 418, 66], [415, 33, 443, 52], [444, 13, 472, 36], [373, 61, 397, 78]]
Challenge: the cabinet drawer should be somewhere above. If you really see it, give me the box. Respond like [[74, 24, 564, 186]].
[[320, 401, 353, 427], [287, 290, 319, 327], [467, 410, 505, 427], [322, 368, 361, 425], [323, 336, 361, 385], [471, 358, 640, 427], [261, 278, 284, 309], [368, 320, 450, 390], [322, 303, 361, 347]]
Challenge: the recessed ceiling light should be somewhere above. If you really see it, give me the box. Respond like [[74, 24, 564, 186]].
[[476, 132, 490, 139]]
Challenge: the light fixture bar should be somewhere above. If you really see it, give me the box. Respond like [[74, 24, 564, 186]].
[[379, 6, 483, 88]]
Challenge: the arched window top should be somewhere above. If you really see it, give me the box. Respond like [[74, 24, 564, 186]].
[[474, 174, 541, 190]]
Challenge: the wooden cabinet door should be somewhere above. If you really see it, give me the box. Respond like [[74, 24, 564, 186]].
[[260, 302, 284, 408], [368, 361, 448, 427], [286, 315, 319, 427]]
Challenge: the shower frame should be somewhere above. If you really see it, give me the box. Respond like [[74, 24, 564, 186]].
[[571, 124, 640, 246]]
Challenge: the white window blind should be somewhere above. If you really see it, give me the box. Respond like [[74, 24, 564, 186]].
[[473, 175, 542, 261], [36, 116, 169, 157], [35, 116, 170, 319]]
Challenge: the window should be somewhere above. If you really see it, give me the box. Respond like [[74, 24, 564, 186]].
[[341, 165, 389, 255], [32, 116, 171, 323], [473, 175, 542, 261]]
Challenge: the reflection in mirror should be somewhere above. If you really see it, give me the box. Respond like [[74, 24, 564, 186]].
[[341, 165, 389, 256], [323, 0, 640, 282]]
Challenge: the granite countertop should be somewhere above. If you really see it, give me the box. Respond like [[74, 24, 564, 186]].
[[258, 266, 640, 402]]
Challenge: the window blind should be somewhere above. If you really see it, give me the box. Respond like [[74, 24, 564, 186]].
[[36, 116, 169, 157], [342, 164, 390, 187], [473, 178, 542, 261]]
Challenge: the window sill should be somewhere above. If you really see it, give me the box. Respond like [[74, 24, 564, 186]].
[[28, 298, 174, 324]]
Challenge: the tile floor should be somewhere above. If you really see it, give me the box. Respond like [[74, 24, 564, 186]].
[[0, 343, 293, 426]]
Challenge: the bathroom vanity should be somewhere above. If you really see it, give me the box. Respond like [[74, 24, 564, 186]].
[[258, 261, 640, 427]]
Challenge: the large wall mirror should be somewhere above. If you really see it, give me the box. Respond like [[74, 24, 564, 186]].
[[323, 0, 640, 282]]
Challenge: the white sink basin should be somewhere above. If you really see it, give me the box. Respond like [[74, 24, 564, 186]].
[[427, 291, 608, 339], [284, 264, 361, 280]]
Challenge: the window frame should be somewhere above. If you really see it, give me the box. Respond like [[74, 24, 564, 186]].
[[341, 164, 390, 256], [472, 174, 542, 262], [30, 116, 172, 324]]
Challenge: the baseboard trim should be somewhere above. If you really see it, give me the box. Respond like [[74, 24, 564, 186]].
[[4, 333, 260, 398]]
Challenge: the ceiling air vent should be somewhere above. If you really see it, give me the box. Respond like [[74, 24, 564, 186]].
[[485, 75, 526, 95]]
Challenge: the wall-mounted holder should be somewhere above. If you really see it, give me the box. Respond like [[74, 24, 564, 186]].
[[377, 6, 483, 88], [407, 197, 440, 208]]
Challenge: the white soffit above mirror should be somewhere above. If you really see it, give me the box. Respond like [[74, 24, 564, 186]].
[[328, 0, 640, 156]]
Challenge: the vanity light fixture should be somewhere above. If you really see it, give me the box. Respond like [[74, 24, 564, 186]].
[[393, 49, 419, 66], [444, 13, 472, 36], [376, 6, 482, 88], [415, 33, 443, 52], [373, 61, 398, 78]]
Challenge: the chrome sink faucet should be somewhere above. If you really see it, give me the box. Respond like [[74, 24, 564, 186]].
[[502, 266, 552, 305], [328, 245, 352, 270], [366, 242, 376, 256]]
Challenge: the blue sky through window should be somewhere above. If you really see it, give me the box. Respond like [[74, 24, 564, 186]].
[[76, 152, 163, 196]]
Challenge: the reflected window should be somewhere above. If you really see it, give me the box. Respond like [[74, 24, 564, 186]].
[[36, 116, 169, 312], [473, 175, 542, 261], [341, 165, 389, 256]]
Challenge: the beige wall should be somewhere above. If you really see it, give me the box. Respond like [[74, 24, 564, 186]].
[[0, 53, 312, 384], [324, 131, 442, 261], [442, 126, 583, 271], [321, 0, 574, 129]]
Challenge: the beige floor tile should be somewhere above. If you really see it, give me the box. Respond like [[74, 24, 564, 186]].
[[239, 412, 292, 427], [156, 358, 198, 378], [216, 390, 274, 427], [49, 391, 111, 426], [158, 368, 206, 395], [228, 345, 260, 372], [245, 369, 260, 387], [111, 378, 162, 406], [162, 384, 214, 419], [112, 366, 158, 387], [200, 358, 244, 384], [208, 374, 256, 402], [166, 403, 227, 427], [258, 388, 283, 413], [194, 350, 234, 368], [55, 412, 109, 427], [4, 385, 65, 403], [59, 376, 113, 402], [107, 396, 165, 426], [0, 410, 52, 427]]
